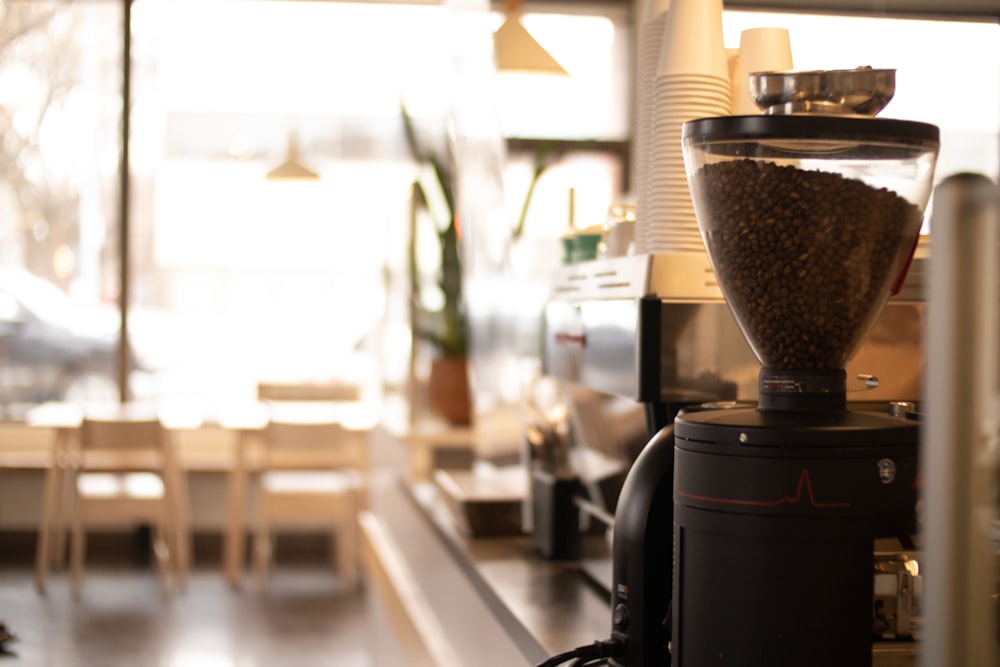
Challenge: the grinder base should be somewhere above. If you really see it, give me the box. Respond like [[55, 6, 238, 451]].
[[671, 406, 919, 667]]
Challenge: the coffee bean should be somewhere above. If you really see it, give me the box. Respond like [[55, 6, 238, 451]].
[[691, 159, 923, 370]]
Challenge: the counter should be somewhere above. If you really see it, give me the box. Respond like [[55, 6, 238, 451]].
[[363, 422, 611, 666], [363, 422, 920, 667]]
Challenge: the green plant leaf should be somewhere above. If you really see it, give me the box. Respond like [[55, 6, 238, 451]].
[[401, 100, 468, 358]]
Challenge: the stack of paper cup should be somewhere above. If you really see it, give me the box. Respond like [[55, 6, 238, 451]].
[[639, 0, 730, 255], [731, 27, 794, 115], [632, 0, 671, 240]]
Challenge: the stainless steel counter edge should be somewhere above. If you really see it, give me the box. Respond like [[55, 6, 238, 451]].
[[366, 425, 612, 666]]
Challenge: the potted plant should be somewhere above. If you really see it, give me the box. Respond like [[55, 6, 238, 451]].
[[402, 103, 471, 425], [401, 103, 554, 426]]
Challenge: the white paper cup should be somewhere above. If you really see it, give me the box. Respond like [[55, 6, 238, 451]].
[[658, 0, 728, 79], [657, 72, 730, 83], [656, 81, 731, 93], [657, 94, 731, 108], [634, 8, 672, 231], [732, 27, 793, 114]]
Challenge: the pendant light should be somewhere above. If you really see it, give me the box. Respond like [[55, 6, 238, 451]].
[[493, 0, 568, 76], [266, 131, 319, 181]]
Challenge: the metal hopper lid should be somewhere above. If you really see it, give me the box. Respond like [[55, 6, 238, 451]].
[[749, 66, 896, 117]]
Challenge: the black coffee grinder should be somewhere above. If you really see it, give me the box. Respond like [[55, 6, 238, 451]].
[[608, 69, 940, 667]]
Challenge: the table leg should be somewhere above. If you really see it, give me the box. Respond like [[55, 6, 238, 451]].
[[224, 431, 248, 588], [35, 429, 69, 593], [52, 440, 75, 569], [164, 433, 190, 591]]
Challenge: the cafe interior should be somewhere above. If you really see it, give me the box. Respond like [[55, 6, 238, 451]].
[[0, 0, 999, 665]]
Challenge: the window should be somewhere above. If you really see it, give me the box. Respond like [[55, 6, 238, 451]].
[[0, 2, 122, 416], [128, 0, 629, 412], [0, 0, 997, 419]]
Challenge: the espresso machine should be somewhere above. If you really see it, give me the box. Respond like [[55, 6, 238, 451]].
[[604, 69, 940, 666]]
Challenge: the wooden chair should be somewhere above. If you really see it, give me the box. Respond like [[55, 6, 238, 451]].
[[67, 410, 189, 597], [252, 417, 366, 589]]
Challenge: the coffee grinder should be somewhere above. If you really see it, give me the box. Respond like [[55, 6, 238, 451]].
[[607, 69, 940, 666]]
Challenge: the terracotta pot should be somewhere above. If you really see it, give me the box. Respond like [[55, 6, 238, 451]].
[[428, 356, 472, 426]]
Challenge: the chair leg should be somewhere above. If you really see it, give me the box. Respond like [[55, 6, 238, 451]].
[[34, 463, 63, 594], [328, 530, 339, 572], [34, 529, 50, 596], [253, 533, 272, 589], [151, 521, 173, 596], [52, 460, 74, 569], [163, 496, 188, 593], [172, 522, 189, 593], [338, 491, 360, 589], [69, 504, 85, 599], [336, 518, 359, 590], [253, 506, 272, 589], [225, 451, 249, 589], [166, 464, 190, 592]]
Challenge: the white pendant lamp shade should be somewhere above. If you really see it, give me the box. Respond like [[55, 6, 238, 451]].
[[266, 131, 319, 181], [493, 0, 568, 76]]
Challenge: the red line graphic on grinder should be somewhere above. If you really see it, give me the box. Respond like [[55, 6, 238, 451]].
[[678, 469, 851, 509]]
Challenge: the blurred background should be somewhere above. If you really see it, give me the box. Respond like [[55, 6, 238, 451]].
[[0, 0, 995, 422]]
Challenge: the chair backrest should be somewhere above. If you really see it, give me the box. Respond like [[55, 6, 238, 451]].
[[257, 381, 360, 402], [263, 419, 366, 472], [80, 418, 163, 451], [77, 414, 170, 473]]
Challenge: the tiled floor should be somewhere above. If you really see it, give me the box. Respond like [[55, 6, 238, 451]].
[[0, 565, 371, 667]]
